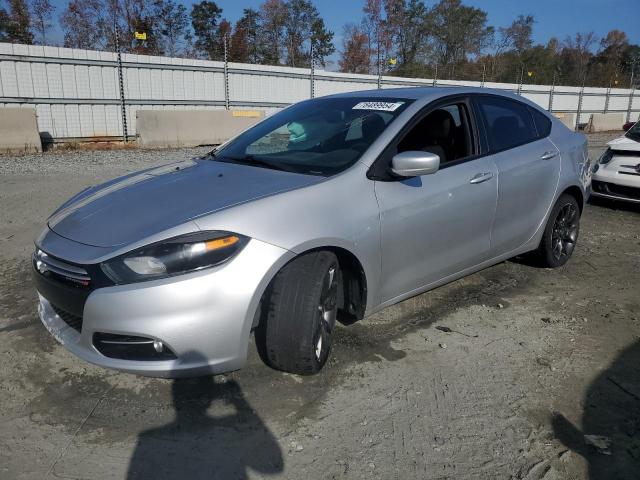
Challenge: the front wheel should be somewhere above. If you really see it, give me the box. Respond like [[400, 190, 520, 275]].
[[536, 194, 581, 268], [256, 251, 339, 375]]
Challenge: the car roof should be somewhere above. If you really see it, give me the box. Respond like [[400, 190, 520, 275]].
[[325, 86, 523, 102], [322, 86, 549, 116]]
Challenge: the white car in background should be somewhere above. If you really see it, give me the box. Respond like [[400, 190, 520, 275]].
[[592, 121, 640, 203]]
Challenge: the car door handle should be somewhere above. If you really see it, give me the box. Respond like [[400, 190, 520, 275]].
[[469, 172, 494, 184], [541, 151, 558, 160]]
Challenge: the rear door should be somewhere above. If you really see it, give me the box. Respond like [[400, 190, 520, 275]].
[[473, 95, 560, 255]]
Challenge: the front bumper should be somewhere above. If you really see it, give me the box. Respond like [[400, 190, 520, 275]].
[[591, 154, 640, 203], [591, 180, 640, 203], [36, 239, 293, 378]]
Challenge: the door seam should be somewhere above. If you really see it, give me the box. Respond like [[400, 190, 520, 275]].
[[487, 157, 499, 250], [372, 180, 384, 308]]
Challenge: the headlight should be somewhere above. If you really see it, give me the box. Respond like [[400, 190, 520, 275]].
[[100, 231, 248, 284], [598, 148, 613, 165]]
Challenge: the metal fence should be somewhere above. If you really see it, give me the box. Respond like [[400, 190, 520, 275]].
[[1, 42, 638, 142]]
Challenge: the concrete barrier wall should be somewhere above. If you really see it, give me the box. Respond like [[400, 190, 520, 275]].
[[553, 112, 576, 130], [0, 107, 42, 153], [136, 110, 265, 148], [585, 113, 625, 133]]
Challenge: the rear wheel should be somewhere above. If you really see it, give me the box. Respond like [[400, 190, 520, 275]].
[[257, 251, 338, 375], [536, 194, 580, 268]]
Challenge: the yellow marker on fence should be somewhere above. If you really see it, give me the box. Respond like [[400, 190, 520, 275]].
[[232, 110, 261, 118], [135, 32, 147, 40]]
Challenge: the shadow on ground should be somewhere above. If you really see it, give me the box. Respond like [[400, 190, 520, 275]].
[[127, 352, 283, 480], [552, 341, 640, 479], [588, 196, 640, 214]]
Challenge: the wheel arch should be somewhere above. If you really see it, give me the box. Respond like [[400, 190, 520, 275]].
[[255, 245, 368, 328], [561, 185, 585, 213], [322, 246, 368, 324]]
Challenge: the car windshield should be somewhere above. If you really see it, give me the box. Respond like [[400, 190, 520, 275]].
[[211, 97, 413, 176], [626, 121, 640, 142]]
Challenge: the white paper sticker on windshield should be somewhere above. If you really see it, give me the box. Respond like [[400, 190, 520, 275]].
[[352, 101, 404, 112]]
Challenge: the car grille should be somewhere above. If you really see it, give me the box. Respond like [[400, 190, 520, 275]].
[[33, 249, 91, 288], [592, 180, 640, 201], [51, 304, 83, 332], [33, 248, 98, 321]]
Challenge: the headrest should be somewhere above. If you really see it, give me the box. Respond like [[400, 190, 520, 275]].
[[424, 109, 454, 139], [361, 114, 387, 143]]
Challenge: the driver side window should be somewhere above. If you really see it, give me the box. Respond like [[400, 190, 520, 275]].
[[397, 102, 473, 166]]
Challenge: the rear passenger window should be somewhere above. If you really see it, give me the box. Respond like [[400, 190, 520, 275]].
[[530, 107, 552, 138], [476, 96, 538, 152]]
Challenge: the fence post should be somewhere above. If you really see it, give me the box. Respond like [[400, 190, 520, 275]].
[[432, 64, 437, 87], [480, 63, 485, 87], [548, 72, 556, 112], [604, 81, 611, 113], [576, 77, 586, 132], [376, 43, 381, 89], [627, 65, 636, 123], [517, 66, 524, 95], [223, 35, 230, 110], [114, 21, 128, 142], [310, 41, 315, 98]]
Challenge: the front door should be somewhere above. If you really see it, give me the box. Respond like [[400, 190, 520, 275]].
[[373, 99, 498, 304]]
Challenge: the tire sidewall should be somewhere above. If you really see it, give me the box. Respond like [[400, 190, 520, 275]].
[[307, 257, 339, 372], [258, 251, 339, 375], [541, 195, 580, 268]]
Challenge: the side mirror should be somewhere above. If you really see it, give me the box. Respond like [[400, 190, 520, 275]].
[[391, 151, 440, 177]]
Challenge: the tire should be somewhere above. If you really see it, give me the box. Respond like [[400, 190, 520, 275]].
[[536, 194, 581, 268], [257, 251, 339, 375]]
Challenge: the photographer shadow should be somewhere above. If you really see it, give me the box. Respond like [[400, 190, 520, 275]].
[[127, 354, 283, 480], [552, 341, 640, 479]]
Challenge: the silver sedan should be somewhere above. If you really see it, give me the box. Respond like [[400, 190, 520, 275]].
[[33, 87, 591, 377]]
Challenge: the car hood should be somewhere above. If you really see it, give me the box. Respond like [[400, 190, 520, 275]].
[[48, 159, 323, 248], [608, 135, 640, 152]]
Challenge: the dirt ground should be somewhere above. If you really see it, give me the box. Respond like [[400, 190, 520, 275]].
[[0, 133, 639, 480]]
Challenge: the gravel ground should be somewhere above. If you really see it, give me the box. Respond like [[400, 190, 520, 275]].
[[1, 133, 639, 479]]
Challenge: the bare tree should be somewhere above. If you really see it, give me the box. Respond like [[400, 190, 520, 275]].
[[61, 0, 107, 50], [486, 14, 534, 79], [156, 0, 190, 57], [499, 14, 534, 57], [362, 0, 387, 74], [562, 31, 597, 83], [30, 0, 54, 45]]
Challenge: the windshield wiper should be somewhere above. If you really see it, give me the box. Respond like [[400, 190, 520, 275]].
[[200, 148, 218, 160], [219, 154, 295, 173]]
